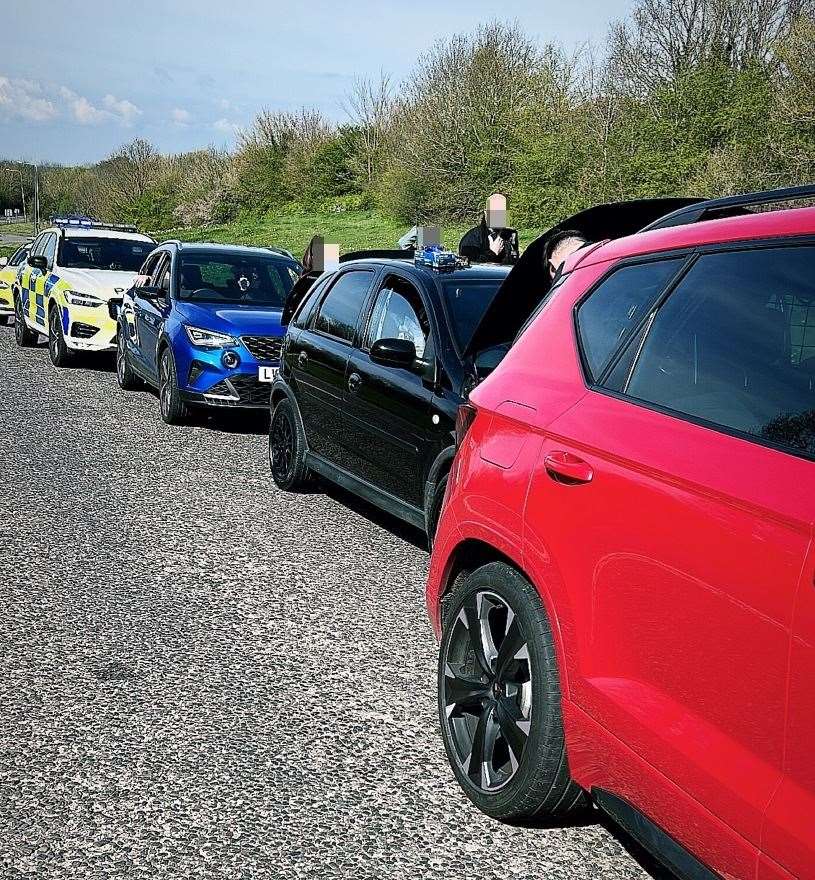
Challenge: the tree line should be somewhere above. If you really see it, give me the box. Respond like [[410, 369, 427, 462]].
[[1, 0, 813, 234]]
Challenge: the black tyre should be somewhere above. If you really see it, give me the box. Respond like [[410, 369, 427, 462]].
[[427, 473, 449, 548], [116, 325, 141, 391], [269, 397, 311, 491], [158, 348, 189, 425], [438, 561, 587, 823], [14, 293, 37, 347], [48, 305, 74, 367]]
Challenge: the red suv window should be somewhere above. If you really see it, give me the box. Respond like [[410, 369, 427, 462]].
[[603, 244, 815, 459]]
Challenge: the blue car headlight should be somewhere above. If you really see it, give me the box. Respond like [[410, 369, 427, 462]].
[[184, 325, 237, 349]]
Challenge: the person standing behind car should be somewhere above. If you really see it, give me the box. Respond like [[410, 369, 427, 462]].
[[544, 229, 589, 279]]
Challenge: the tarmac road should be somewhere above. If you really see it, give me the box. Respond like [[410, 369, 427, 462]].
[[0, 327, 661, 879]]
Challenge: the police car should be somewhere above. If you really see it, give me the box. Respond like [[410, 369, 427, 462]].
[[14, 216, 155, 365], [0, 241, 31, 325]]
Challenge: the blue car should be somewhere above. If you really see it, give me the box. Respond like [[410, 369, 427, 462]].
[[116, 241, 301, 424]]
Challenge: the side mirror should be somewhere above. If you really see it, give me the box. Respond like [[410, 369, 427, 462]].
[[0, 257, 8, 267], [28, 254, 48, 272], [370, 337, 417, 369]]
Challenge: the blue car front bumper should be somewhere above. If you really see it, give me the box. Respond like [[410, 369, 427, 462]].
[[174, 334, 282, 409]]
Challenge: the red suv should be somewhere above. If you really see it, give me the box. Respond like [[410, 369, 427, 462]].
[[427, 188, 815, 880]]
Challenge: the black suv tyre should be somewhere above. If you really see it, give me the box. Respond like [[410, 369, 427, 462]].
[[14, 293, 37, 347], [269, 397, 311, 491], [438, 561, 587, 823], [48, 305, 74, 367], [116, 325, 141, 391], [159, 348, 189, 425]]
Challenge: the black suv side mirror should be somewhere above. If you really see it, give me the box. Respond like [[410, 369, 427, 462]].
[[28, 254, 48, 272], [370, 337, 417, 368]]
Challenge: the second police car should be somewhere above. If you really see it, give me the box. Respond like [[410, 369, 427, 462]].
[[14, 216, 155, 365], [0, 241, 31, 325]]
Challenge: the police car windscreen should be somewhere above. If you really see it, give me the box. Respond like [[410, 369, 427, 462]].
[[178, 252, 299, 307], [59, 237, 155, 272], [441, 279, 505, 353]]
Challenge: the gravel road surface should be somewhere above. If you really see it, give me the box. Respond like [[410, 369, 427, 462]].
[[0, 328, 660, 879]]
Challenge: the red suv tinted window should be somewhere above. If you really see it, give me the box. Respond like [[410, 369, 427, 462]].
[[609, 245, 815, 458], [576, 259, 682, 380]]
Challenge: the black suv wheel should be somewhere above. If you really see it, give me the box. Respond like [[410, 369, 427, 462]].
[[438, 561, 586, 823], [269, 397, 311, 491]]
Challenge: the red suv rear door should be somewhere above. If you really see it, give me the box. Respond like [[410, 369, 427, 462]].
[[529, 244, 815, 875]]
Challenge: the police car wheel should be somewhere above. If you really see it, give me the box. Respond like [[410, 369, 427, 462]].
[[48, 306, 74, 367], [159, 349, 189, 425], [116, 325, 141, 391], [13, 294, 36, 347]]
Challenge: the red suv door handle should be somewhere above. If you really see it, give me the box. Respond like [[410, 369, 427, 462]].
[[544, 451, 593, 484]]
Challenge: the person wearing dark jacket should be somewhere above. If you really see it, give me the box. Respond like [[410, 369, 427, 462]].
[[458, 215, 520, 265]]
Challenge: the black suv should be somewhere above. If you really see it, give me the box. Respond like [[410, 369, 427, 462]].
[[268, 253, 512, 538]]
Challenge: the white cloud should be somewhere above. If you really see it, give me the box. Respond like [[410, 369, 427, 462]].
[[58, 86, 141, 126], [171, 107, 191, 125], [213, 117, 240, 135], [103, 94, 141, 125], [0, 77, 57, 122]]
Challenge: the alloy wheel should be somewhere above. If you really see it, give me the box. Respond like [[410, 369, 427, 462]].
[[270, 409, 294, 482], [442, 590, 533, 792], [49, 309, 60, 361], [160, 356, 172, 420], [14, 297, 24, 344], [116, 333, 127, 385]]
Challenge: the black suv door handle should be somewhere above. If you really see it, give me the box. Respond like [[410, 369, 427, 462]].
[[348, 372, 362, 394], [298, 351, 308, 369]]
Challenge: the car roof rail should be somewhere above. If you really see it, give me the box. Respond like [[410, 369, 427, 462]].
[[339, 248, 413, 263], [266, 245, 295, 259], [643, 183, 815, 231]]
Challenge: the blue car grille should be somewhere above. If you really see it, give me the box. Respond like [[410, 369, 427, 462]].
[[241, 335, 282, 362], [205, 374, 270, 407]]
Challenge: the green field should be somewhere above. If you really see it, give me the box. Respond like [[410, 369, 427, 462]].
[[155, 208, 540, 258]]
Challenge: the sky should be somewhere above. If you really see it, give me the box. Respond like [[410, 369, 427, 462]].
[[0, 0, 631, 166]]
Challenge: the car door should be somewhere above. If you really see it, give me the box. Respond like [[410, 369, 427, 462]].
[[343, 271, 437, 509], [527, 246, 813, 876], [134, 253, 170, 379], [290, 268, 375, 464], [38, 233, 58, 329], [22, 233, 47, 329], [123, 251, 161, 375]]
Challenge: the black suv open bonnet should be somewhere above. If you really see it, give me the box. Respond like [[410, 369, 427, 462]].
[[465, 197, 701, 356]]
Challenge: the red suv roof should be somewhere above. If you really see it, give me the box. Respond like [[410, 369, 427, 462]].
[[575, 205, 815, 270]]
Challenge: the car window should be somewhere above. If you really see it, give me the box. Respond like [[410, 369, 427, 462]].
[[177, 251, 296, 306], [156, 259, 171, 294], [577, 259, 684, 380], [366, 275, 432, 359], [313, 270, 374, 343], [291, 274, 331, 329], [58, 236, 155, 271], [41, 234, 57, 268], [9, 246, 28, 266], [138, 253, 161, 279], [440, 278, 506, 353], [612, 246, 815, 458], [30, 234, 47, 257]]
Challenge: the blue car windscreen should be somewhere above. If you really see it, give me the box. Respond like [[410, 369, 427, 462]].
[[178, 253, 299, 307]]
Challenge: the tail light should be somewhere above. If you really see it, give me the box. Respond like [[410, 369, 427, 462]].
[[455, 402, 477, 449]]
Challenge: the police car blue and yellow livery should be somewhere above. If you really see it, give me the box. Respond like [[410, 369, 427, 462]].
[[0, 242, 30, 325], [13, 216, 155, 365]]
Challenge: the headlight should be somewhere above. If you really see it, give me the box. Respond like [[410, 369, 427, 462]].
[[0, 281, 9, 290], [65, 290, 104, 308], [184, 325, 236, 348]]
